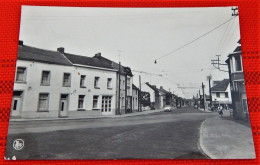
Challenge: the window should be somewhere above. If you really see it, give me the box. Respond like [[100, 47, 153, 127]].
[[38, 94, 49, 111], [78, 95, 85, 109], [93, 95, 99, 109], [101, 96, 112, 112], [63, 73, 71, 87], [80, 75, 86, 87], [127, 77, 131, 86], [234, 55, 242, 71], [94, 77, 100, 88], [225, 92, 228, 98], [16, 67, 26, 82], [121, 97, 125, 107], [107, 78, 112, 89], [41, 71, 50, 85], [216, 92, 220, 98]]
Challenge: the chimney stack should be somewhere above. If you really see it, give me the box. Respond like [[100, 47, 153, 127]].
[[19, 40, 23, 46], [160, 86, 163, 89], [57, 47, 65, 54], [94, 52, 101, 58]]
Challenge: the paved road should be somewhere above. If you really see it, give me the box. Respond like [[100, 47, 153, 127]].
[[5, 107, 216, 160]]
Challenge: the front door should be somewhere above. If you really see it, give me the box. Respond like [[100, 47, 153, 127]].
[[11, 91, 23, 117], [101, 96, 113, 115], [59, 94, 68, 117], [11, 97, 22, 117]]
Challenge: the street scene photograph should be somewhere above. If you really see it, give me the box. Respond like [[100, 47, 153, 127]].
[[5, 6, 256, 160]]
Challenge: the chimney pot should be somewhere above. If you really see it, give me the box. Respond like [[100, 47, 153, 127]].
[[94, 52, 101, 57], [57, 47, 65, 53], [160, 86, 163, 89]]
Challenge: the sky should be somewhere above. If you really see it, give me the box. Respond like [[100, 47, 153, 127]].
[[19, 6, 241, 98]]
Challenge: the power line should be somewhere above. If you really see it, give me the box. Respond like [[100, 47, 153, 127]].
[[216, 19, 231, 54], [154, 16, 236, 63], [222, 22, 239, 53], [218, 17, 237, 55]]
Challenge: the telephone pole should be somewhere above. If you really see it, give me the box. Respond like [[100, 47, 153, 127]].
[[211, 55, 228, 72], [139, 75, 142, 112], [202, 82, 207, 111], [231, 7, 239, 16], [207, 75, 212, 108]]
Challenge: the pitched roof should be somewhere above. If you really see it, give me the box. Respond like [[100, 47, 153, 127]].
[[63, 53, 114, 69], [17, 45, 72, 66], [145, 82, 159, 92], [159, 88, 171, 95], [211, 79, 229, 92], [93, 54, 133, 76], [132, 84, 140, 90], [234, 46, 241, 52]]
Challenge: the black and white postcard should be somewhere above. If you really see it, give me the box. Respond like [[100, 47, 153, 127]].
[[5, 6, 256, 160]]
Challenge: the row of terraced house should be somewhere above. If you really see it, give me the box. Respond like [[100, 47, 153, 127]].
[[11, 41, 141, 118]]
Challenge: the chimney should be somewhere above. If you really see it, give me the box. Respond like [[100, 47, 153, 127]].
[[57, 47, 65, 53], [18, 40, 23, 46], [94, 52, 101, 58], [160, 86, 163, 90]]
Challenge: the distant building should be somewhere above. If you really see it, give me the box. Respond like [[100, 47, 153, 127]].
[[211, 79, 232, 109], [225, 40, 249, 120], [158, 86, 172, 108], [141, 82, 160, 109], [132, 84, 140, 111]]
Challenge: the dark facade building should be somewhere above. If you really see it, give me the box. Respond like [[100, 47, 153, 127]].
[[225, 40, 249, 121]]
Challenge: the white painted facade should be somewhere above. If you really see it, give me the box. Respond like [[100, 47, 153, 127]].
[[141, 83, 155, 103], [132, 87, 139, 111], [211, 83, 232, 105], [11, 60, 118, 118]]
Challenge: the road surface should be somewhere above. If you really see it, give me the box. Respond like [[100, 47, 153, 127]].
[[5, 107, 216, 159]]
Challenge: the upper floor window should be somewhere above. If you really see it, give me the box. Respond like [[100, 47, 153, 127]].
[[41, 71, 50, 86], [38, 93, 49, 111], [80, 75, 86, 87], [225, 92, 228, 98], [234, 55, 242, 72], [216, 92, 220, 98], [127, 77, 131, 86], [16, 67, 26, 82], [94, 77, 100, 88], [107, 78, 112, 89], [63, 73, 71, 87]]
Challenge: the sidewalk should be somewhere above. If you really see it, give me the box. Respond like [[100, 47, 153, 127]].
[[10, 109, 164, 122], [199, 110, 256, 159]]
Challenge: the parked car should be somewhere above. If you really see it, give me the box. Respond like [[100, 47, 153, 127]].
[[164, 105, 175, 112], [142, 106, 151, 111]]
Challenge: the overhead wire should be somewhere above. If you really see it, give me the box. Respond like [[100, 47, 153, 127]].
[[154, 16, 236, 62], [218, 17, 237, 55]]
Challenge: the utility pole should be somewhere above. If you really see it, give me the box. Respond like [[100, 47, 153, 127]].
[[211, 55, 228, 72], [231, 7, 239, 16], [118, 62, 121, 115], [207, 75, 212, 108], [198, 90, 201, 109], [139, 75, 142, 112], [202, 82, 207, 111]]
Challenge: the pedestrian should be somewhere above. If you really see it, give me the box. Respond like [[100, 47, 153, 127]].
[[218, 105, 223, 117]]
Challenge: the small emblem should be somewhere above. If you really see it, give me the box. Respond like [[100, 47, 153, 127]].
[[13, 139, 24, 150]]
